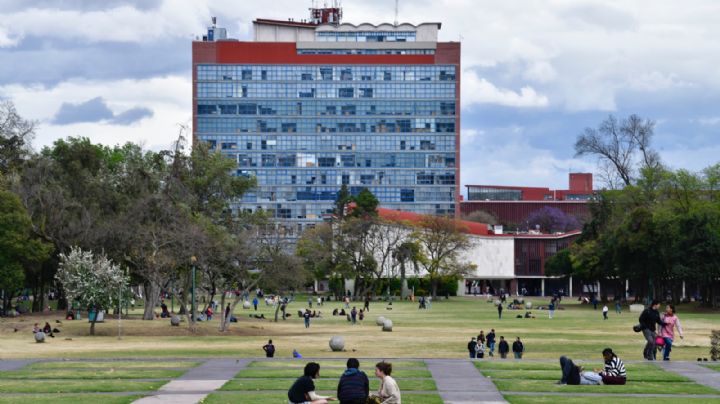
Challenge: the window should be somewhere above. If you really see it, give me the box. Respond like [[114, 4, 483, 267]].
[[341, 105, 356, 115], [338, 88, 354, 98], [320, 67, 333, 80], [359, 88, 373, 98], [420, 140, 436, 150], [340, 68, 353, 80], [417, 173, 434, 185], [318, 157, 336, 167], [341, 174, 350, 185], [261, 70, 267, 80], [261, 154, 276, 167], [238, 103, 257, 114], [400, 141, 406, 150], [383, 71, 392, 81], [198, 105, 217, 115], [341, 155, 355, 167], [246, 142, 252, 150], [241, 69, 252, 80], [221, 142, 237, 150], [219, 104, 237, 114], [401, 189, 415, 202], [238, 154, 252, 167], [360, 174, 374, 185], [301, 73, 313, 81]]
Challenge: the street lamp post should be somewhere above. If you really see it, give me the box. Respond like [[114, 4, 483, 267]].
[[191, 256, 197, 323]]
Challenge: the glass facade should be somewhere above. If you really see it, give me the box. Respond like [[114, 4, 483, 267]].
[[196, 63, 457, 234]]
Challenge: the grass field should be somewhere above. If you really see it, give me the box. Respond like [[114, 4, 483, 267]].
[[0, 297, 715, 361], [0, 395, 143, 404]]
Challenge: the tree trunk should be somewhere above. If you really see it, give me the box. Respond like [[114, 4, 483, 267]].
[[274, 301, 281, 322], [221, 296, 243, 332], [218, 293, 227, 331], [143, 282, 160, 320], [431, 277, 438, 299], [89, 305, 98, 336], [400, 262, 408, 299]]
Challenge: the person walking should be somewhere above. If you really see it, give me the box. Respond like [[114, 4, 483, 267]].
[[252, 296, 259, 311], [350, 307, 357, 325], [639, 300, 665, 360], [308, 296, 313, 308], [549, 300, 555, 319], [304, 309, 311, 328], [660, 304, 683, 361], [615, 300, 622, 314], [497, 302, 503, 319], [512, 337, 524, 359], [363, 295, 370, 312], [262, 339, 275, 358], [477, 331, 486, 347], [486, 329, 496, 357], [498, 336, 509, 359], [336, 358, 369, 404], [602, 304, 609, 320], [467, 337, 478, 359]]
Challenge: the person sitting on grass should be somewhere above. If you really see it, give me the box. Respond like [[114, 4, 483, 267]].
[[288, 362, 335, 403], [43, 322, 55, 338], [558, 356, 602, 385], [594, 348, 626, 385], [337, 358, 369, 404], [371, 361, 401, 404]]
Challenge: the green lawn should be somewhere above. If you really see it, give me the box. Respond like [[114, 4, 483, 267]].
[[220, 377, 437, 391], [203, 392, 444, 404], [26, 361, 198, 369], [0, 380, 164, 393], [235, 367, 431, 378], [0, 395, 143, 404], [0, 368, 183, 380], [701, 363, 720, 371], [492, 379, 718, 395], [505, 396, 720, 404]]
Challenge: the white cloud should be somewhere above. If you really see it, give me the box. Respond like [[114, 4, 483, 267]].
[[0, 75, 190, 151], [462, 70, 549, 109]]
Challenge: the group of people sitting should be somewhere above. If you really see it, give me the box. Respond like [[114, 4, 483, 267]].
[[559, 348, 626, 385], [288, 359, 400, 404], [32, 322, 59, 338]]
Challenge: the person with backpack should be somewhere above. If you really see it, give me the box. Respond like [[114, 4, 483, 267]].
[[486, 329, 496, 357], [262, 339, 275, 358], [638, 300, 665, 360]]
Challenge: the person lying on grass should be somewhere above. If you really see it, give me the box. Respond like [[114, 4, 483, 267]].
[[558, 356, 602, 385]]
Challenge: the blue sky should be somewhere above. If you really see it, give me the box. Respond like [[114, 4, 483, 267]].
[[1, 0, 719, 192]]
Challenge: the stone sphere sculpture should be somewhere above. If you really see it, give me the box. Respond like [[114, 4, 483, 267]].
[[382, 319, 393, 332], [170, 315, 181, 326], [375, 316, 386, 326], [242, 301, 251, 309], [34, 332, 45, 343], [525, 302, 532, 310], [329, 336, 345, 352]]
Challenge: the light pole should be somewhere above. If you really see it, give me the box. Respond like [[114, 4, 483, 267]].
[[191, 256, 197, 323]]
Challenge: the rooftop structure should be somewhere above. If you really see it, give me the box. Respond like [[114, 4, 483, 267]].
[[466, 173, 594, 202]]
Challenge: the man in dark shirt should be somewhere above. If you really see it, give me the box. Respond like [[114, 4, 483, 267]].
[[639, 300, 665, 360], [262, 339, 275, 358], [336, 358, 369, 404], [512, 337, 524, 359], [467, 337, 477, 359], [558, 356, 581, 385], [497, 302, 503, 319], [498, 336, 510, 359], [486, 329, 496, 357], [288, 362, 333, 403]]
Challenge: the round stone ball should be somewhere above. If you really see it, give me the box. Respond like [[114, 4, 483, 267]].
[[329, 336, 345, 352], [525, 302, 533, 310], [170, 315, 181, 326], [375, 316, 386, 326], [242, 301, 251, 309], [34, 332, 45, 343], [382, 319, 393, 332]]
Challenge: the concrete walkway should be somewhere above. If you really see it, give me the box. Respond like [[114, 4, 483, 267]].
[[427, 359, 506, 404], [133, 359, 248, 404], [655, 361, 720, 391], [0, 359, 36, 371]]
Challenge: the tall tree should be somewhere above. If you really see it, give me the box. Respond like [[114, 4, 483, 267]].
[[575, 114, 660, 188], [392, 240, 426, 299], [412, 215, 473, 298], [0, 101, 35, 175]]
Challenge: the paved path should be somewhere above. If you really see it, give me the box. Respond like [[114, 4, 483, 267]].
[[655, 361, 720, 391], [133, 359, 248, 404], [426, 359, 506, 404], [0, 359, 36, 371]]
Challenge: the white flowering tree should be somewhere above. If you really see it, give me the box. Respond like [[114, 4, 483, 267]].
[[56, 247, 129, 335]]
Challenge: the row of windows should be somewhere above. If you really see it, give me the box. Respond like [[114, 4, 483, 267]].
[[298, 49, 434, 55], [225, 152, 455, 169], [196, 100, 455, 117], [196, 82, 456, 99], [240, 170, 455, 187], [199, 135, 456, 152], [315, 31, 417, 42], [235, 202, 455, 221], [197, 117, 455, 134], [197, 65, 456, 82], [240, 185, 455, 205]]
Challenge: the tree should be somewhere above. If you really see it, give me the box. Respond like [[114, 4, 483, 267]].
[[335, 184, 352, 219], [0, 101, 35, 175], [392, 240, 426, 299], [526, 206, 580, 233], [412, 215, 473, 298], [56, 247, 128, 335], [575, 114, 660, 188], [0, 189, 51, 312], [350, 187, 379, 218]]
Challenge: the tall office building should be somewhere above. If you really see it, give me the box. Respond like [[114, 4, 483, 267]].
[[193, 4, 460, 237]]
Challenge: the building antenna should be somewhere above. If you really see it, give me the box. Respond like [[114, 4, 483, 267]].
[[394, 0, 399, 27]]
